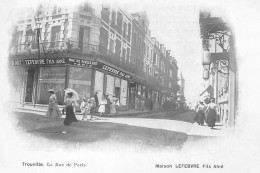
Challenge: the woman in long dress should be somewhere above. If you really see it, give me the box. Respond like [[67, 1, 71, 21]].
[[64, 92, 78, 126], [98, 95, 107, 117], [45, 90, 62, 118], [195, 101, 205, 126], [205, 99, 218, 129]]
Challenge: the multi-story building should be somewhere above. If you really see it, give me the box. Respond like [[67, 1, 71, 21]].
[[199, 10, 238, 127], [9, 2, 179, 112]]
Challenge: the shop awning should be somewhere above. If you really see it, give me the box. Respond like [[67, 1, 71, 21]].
[[200, 85, 214, 96], [130, 75, 147, 86]]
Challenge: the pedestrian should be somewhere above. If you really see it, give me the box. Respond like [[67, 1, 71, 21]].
[[44, 89, 62, 118], [195, 101, 205, 126], [111, 95, 119, 114], [114, 96, 120, 114], [105, 94, 111, 114], [64, 92, 78, 126], [80, 98, 89, 120], [89, 98, 96, 120], [98, 94, 107, 117], [205, 98, 218, 129], [94, 92, 99, 113]]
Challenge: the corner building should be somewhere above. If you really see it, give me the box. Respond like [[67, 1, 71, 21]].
[[9, 2, 179, 112]]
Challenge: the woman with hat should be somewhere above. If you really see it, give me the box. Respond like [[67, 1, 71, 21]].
[[64, 92, 78, 126], [194, 101, 206, 126], [205, 98, 218, 129], [45, 89, 62, 118], [98, 94, 107, 117]]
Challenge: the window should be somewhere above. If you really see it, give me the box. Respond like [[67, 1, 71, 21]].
[[123, 22, 127, 38], [16, 31, 23, 52], [109, 39, 115, 53], [50, 26, 61, 48], [161, 61, 166, 73], [133, 33, 136, 47], [153, 53, 158, 66], [169, 69, 173, 78], [150, 49, 153, 62], [52, 6, 57, 15], [169, 81, 172, 88], [111, 10, 116, 29], [122, 48, 126, 60]]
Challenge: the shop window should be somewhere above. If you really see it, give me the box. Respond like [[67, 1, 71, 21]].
[[120, 79, 128, 106], [37, 67, 66, 105], [69, 67, 92, 101], [94, 71, 104, 100]]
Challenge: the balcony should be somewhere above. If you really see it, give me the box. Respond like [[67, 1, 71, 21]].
[[10, 40, 144, 79]]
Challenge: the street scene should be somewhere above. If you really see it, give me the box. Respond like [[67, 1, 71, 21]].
[[8, 0, 237, 152]]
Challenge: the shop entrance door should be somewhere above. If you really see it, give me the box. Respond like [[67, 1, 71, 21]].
[[25, 68, 35, 102], [128, 84, 135, 109], [115, 87, 120, 100]]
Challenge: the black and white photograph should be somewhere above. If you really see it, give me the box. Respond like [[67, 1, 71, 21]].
[[1, 0, 260, 172]]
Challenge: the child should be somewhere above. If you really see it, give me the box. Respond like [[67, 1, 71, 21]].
[[80, 98, 89, 120]]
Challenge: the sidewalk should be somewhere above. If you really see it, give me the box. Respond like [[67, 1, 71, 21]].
[[11, 103, 229, 138], [11, 102, 181, 117]]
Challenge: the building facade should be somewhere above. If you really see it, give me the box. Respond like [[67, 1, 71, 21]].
[[199, 10, 238, 127], [9, 2, 179, 112]]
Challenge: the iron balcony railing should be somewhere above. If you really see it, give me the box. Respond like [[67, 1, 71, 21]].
[[11, 40, 174, 90]]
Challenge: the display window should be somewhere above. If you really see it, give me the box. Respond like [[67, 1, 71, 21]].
[[94, 70, 104, 100], [120, 79, 128, 106], [37, 66, 66, 105], [69, 67, 92, 101]]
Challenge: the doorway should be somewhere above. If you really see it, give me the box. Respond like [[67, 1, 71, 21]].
[[25, 68, 35, 102], [115, 87, 120, 99]]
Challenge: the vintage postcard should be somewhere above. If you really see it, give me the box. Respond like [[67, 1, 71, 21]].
[[1, 0, 260, 172]]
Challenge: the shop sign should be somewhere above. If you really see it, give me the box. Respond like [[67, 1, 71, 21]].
[[68, 58, 98, 67], [12, 58, 68, 66], [97, 62, 131, 80], [11, 60, 23, 66]]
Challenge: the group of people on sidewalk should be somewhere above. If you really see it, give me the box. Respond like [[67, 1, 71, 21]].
[[44, 90, 120, 126], [80, 92, 120, 118], [194, 98, 218, 129]]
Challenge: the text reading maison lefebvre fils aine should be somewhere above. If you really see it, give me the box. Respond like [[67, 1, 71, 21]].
[[22, 162, 87, 167], [155, 163, 224, 169]]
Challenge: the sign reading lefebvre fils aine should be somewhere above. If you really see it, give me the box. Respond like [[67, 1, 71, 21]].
[[11, 58, 67, 66], [11, 57, 131, 79], [96, 62, 131, 79]]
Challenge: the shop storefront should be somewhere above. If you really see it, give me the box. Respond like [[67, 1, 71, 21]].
[[11, 57, 131, 111]]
